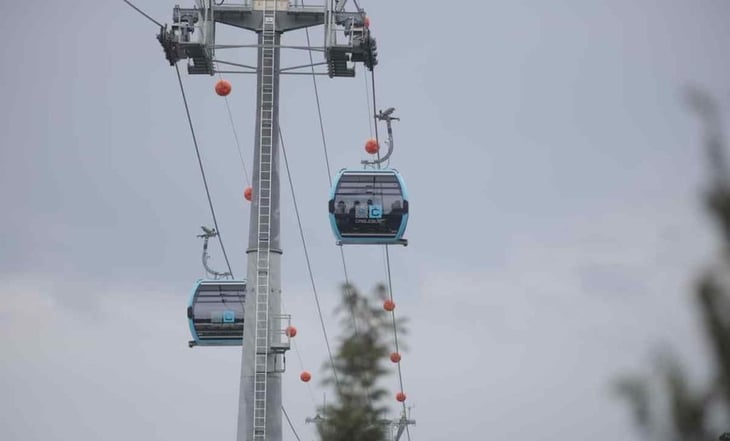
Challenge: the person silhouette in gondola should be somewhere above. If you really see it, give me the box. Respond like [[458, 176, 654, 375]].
[[359, 204, 369, 218], [348, 200, 359, 217], [334, 200, 349, 229], [354, 200, 367, 218], [388, 200, 404, 231]]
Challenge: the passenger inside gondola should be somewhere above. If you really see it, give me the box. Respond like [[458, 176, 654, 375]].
[[354, 200, 367, 218], [334, 200, 350, 230], [387, 200, 403, 231]]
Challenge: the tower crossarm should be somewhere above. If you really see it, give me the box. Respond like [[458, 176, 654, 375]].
[[211, 3, 328, 32]]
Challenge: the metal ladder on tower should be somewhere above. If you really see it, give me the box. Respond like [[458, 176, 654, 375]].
[[253, 1, 277, 440]]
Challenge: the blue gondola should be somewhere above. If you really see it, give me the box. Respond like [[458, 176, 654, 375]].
[[187, 279, 246, 348], [328, 168, 409, 245]]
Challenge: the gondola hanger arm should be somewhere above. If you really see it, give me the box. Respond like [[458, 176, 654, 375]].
[[198, 226, 232, 280], [362, 107, 399, 167]]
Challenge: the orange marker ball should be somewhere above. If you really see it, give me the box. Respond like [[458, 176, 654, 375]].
[[244, 186, 253, 201], [300, 371, 312, 382], [390, 352, 401, 363], [396, 391, 407, 402], [365, 138, 380, 154], [383, 299, 395, 312], [215, 79, 232, 96], [285, 326, 297, 337]]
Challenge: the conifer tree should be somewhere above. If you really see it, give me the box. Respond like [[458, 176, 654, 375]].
[[315, 283, 406, 441], [616, 89, 730, 441]]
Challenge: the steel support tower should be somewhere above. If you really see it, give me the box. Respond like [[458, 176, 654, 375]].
[[157, 1, 377, 440]]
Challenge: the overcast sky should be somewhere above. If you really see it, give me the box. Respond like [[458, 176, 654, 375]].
[[2, 1, 730, 440]]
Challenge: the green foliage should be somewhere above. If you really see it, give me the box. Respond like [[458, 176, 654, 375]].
[[316, 283, 407, 441], [615, 89, 730, 441]]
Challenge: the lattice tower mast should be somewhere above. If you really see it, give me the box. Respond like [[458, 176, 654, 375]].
[[157, 1, 377, 440]]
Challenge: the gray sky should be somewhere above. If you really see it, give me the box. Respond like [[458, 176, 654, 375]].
[[2, 0, 730, 440]]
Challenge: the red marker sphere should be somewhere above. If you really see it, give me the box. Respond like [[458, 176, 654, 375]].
[[215, 79, 232, 96], [396, 391, 407, 402], [244, 186, 253, 201], [383, 299, 395, 312], [285, 326, 297, 338], [300, 371, 312, 382], [365, 138, 380, 154], [390, 352, 402, 363]]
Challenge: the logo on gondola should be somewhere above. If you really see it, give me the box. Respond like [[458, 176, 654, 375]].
[[223, 310, 236, 323], [369, 205, 383, 219]]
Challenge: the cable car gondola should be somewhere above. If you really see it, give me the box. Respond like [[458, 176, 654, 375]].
[[187, 279, 246, 347], [328, 168, 409, 245]]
